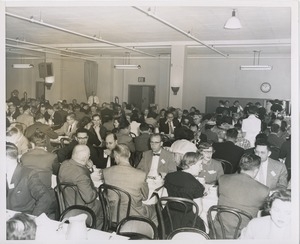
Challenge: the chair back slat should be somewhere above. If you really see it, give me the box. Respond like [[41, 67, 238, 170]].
[[167, 227, 210, 240], [98, 184, 132, 232], [116, 216, 158, 240], [207, 205, 252, 239], [59, 205, 97, 229], [157, 196, 199, 239], [214, 158, 233, 174]]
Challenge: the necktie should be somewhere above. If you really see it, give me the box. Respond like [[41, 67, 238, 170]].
[[168, 122, 173, 134], [68, 125, 72, 132]]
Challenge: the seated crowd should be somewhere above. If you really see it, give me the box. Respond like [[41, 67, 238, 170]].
[[6, 90, 292, 240]]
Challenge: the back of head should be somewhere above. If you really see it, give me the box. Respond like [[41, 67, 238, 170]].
[[239, 153, 261, 172], [6, 213, 37, 240], [34, 113, 45, 122], [248, 105, 258, 114], [179, 151, 201, 170], [226, 128, 238, 139], [29, 130, 47, 147], [6, 142, 19, 159], [264, 189, 291, 214], [271, 123, 280, 133], [139, 122, 150, 132], [119, 119, 130, 130], [72, 144, 90, 163], [113, 144, 130, 159]]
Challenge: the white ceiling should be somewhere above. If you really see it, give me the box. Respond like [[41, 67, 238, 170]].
[[5, 4, 292, 61]]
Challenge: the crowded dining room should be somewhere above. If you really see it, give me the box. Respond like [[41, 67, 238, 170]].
[[2, 0, 299, 242]]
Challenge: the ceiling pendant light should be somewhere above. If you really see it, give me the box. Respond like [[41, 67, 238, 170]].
[[224, 9, 242, 30], [240, 50, 273, 71]]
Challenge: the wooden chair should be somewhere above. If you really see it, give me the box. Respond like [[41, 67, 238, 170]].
[[98, 184, 132, 232], [116, 216, 158, 240], [156, 196, 200, 240], [214, 158, 233, 174], [167, 227, 210, 240], [59, 205, 97, 229], [56, 182, 82, 213], [207, 205, 253, 239]]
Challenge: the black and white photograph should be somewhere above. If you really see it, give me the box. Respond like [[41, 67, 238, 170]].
[[2, 0, 299, 243]]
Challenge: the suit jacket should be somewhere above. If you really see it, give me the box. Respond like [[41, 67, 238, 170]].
[[134, 133, 151, 152], [7, 165, 57, 218], [57, 140, 100, 166], [103, 164, 157, 223], [58, 159, 102, 227], [159, 118, 180, 134], [55, 121, 78, 138], [216, 173, 269, 239], [116, 133, 135, 152], [267, 133, 285, 148], [265, 158, 288, 190], [16, 113, 34, 130], [45, 111, 63, 130], [212, 141, 245, 173], [89, 125, 107, 143], [137, 148, 176, 176], [95, 147, 116, 169], [20, 148, 60, 187]]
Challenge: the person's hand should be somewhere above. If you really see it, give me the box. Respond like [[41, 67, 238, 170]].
[[104, 149, 111, 156]]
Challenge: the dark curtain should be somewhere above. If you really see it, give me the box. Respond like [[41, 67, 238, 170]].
[[84, 61, 98, 99]]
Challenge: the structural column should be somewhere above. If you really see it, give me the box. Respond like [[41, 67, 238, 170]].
[[168, 45, 186, 108]]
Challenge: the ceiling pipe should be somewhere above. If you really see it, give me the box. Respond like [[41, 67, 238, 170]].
[[6, 38, 96, 58], [6, 44, 96, 61], [133, 6, 228, 58], [6, 12, 156, 58]]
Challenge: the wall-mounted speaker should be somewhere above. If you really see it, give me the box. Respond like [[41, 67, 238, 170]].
[[38, 62, 53, 78]]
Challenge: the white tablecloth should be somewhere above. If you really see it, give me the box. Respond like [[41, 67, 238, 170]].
[[6, 210, 128, 241]]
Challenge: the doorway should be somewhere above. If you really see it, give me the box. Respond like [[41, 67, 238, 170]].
[[128, 85, 155, 111], [36, 81, 45, 101]]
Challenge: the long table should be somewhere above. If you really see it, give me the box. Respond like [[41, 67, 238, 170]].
[[6, 210, 128, 241]]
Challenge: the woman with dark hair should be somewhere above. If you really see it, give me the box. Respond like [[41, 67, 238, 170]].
[[162, 152, 206, 235], [7, 213, 37, 240], [239, 189, 291, 240]]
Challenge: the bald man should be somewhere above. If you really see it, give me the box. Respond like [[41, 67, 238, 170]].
[[58, 145, 103, 229]]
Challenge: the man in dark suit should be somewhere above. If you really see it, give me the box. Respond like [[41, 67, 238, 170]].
[[6, 142, 57, 219], [254, 141, 288, 191], [137, 133, 176, 178], [212, 128, 245, 173], [159, 111, 180, 136], [44, 104, 63, 130], [96, 133, 118, 169], [90, 114, 107, 147], [267, 123, 285, 149], [58, 144, 103, 229], [20, 131, 60, 188], [57, 128, 100, 166], [25, 113, 59, 152], [215, 154, 269, 239], [133, 123, 151, 167]]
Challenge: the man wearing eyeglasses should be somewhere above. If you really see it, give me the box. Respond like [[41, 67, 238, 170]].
[[137, 133, 176, 179], [57, 128, 100, 168]]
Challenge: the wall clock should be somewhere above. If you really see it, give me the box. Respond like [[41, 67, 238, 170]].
[[260, 82, 271, 93]]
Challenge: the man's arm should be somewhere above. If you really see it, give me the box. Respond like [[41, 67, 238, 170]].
[[76, 174, 98, 204], [276, 163, 288, 189], [57, 141, 76, 163]]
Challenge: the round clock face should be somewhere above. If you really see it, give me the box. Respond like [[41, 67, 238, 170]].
[[260, 82, 271, 93]]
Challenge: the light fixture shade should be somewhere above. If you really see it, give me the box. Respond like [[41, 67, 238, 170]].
[[12, 64, 34, 69], [114, 64, 141, 70], [45, 76, 55, 83], [224, 9, 242, 29], [240, 65, 273, 71]]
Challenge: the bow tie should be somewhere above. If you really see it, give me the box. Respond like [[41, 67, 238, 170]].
[[153, 153, 160, 156]]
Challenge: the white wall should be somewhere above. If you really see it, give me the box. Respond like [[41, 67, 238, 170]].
[[184, 56, 291, 112], [6, 55, 290, 112]]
